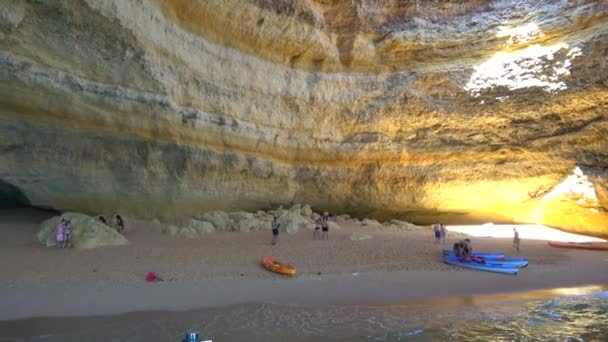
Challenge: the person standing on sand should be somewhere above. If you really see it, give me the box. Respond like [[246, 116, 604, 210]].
[[440, 224, 447, 244], [314, 216, 322, 240], [433, 223, 441, 243], [321, 212, 329, 240], [513, 227, 520, 252], [271, 216, 280, 245]]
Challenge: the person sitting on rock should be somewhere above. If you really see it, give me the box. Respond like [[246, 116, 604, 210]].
[[115, 214, 125, 234], [97, 215, 109, 226]]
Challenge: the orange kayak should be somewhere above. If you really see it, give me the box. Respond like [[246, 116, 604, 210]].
[[548, 241, 608, 251], [262, 256, 296, 276]]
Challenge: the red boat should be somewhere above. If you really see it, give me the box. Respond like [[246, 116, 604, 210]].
[[547, 241, 608, 251]]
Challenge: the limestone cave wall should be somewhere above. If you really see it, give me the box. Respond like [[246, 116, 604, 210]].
[[0, 0, 607, 236]]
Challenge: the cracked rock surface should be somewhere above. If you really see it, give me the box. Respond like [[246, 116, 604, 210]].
[[0, 0, 607, 237]]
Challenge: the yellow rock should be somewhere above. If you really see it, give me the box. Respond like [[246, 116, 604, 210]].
[[0, 1, 607, 237]]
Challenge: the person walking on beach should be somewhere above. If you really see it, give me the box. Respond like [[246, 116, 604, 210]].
[[321, 211, 329, 240], [314, 215, 322, 240], [271, 216, 280, 245], [513, 227, 520, 252], [433, 223, 441, 243], [440, 224, 447, 244]]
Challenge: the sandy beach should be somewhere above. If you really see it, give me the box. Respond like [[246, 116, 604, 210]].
[[1, 208, 607, 322]]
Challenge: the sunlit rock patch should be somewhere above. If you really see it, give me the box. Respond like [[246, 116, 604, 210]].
[[0, 0, 607, 237]]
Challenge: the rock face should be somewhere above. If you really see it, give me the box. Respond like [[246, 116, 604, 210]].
[[37, 212, 128, 250], [1, 1, 607, 237]]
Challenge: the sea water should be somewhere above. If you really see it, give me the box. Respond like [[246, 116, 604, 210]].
[[1, 286, 606, 342]]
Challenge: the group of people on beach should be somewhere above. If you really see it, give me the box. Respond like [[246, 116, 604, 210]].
[[271, 211, 330, 245], [53, 214, 126, 249], [97, 214, 125, 234], [432, 223, 447, 243], [450, 227, 521, 262]]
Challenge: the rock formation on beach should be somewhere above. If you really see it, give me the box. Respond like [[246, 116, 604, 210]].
[[37, 212, 128, 250], [1, 1, 607, 237]]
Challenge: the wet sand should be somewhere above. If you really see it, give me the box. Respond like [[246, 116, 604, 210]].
[[0, 208, 607, 321]]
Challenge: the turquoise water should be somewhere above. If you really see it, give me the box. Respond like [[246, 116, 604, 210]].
[[1, 287, 607, 341]]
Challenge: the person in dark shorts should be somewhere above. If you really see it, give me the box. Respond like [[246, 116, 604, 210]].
[[433, 223, 441, 242], [321, 212, 329, 240], [314, 216, 322, 240], [63, 218, 73, 249], [271, 216, 280, 245]]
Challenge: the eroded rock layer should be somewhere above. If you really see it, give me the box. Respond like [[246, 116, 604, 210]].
[[1, 0, 607, 236]]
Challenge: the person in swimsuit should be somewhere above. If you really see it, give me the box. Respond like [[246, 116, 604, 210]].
[[271, 216, 280, 245], [321, 212, 329, 240], [513, 228, 520, 252], [433, 223, 441, 243], [440, 224, 447, 244], [314, 216, 322, 240], [63, 218, 73, 249]]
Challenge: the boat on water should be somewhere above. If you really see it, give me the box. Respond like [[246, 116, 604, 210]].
[[262, 256, 296, 276], [547, 241, 608, 251]]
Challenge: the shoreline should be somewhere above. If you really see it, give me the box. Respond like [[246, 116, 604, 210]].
[[1, 208, 607, 321], [1, 284, 607, 341], [2, 269, 607, 321]]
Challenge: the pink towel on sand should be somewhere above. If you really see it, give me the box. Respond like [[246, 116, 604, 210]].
[[145, 272, 163, 282]]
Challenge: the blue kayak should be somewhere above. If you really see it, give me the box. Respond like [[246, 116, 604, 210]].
[[443, 256, 519, 275], [481, 257, 528, 268], [443, 251, 528, 268], [442, 249, 504, 258]]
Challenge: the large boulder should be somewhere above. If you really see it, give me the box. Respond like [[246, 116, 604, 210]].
[[384, 219, 421, 231], [277, 205, 314, 234], [194, 211, 232, 231], [300, 204, 313, 217], [361, 218, 382, 228], [37, 212, 128, 250]]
